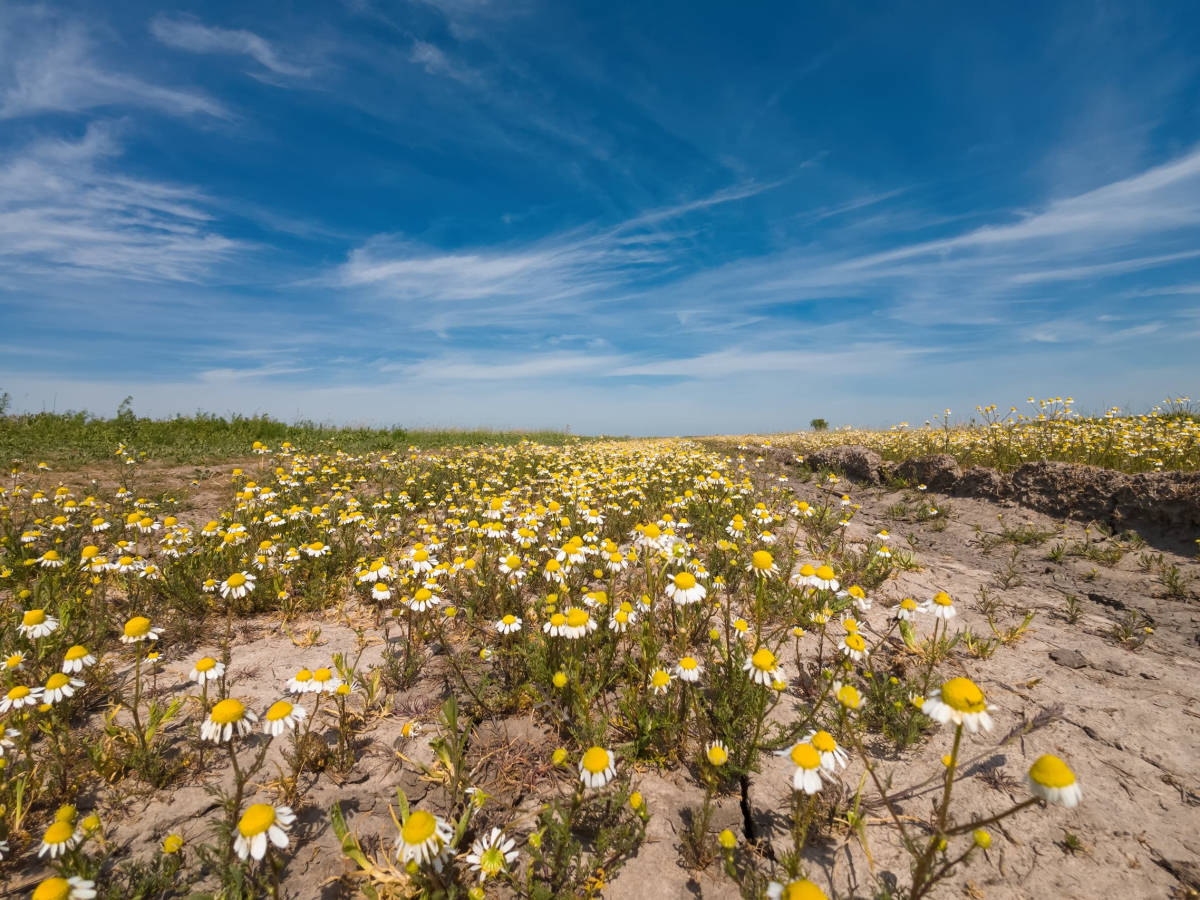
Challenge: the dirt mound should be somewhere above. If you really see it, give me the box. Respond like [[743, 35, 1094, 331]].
[[804, 444, 891, 483], [894, 453, 960, 491], [802, 446, 1200, 536]]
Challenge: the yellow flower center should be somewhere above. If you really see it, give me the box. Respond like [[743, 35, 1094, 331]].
[[294, 669, 312, 682], [81, 546, 99, 559], [933, 591, 953, 606], [8, 686, 30, 700], [581, 746, 611, 774], [413, 549, 430, 562], [643, 524, 661, 539], [43, 820, 74, 845], [227, 573, 247, 587], [837, 684, 861, 708], [1028, 754, 1076, 788], [266, 700, 294, 721], [844, 634, 866, 652], [815, 565, 835, 580], [799, 564, 815, 576], [811, 731, 836, 753], [313, 668, 332, 682], [195, 657, 216, 672], [238, 803, 277, 837], [65, 645, 88, 661], [849, 586, 865, 599], [566, 609, 589, 628], [751, 550, 774, 570], [545, 559, 561, 572], [707, 744, 728, 765], [124, 616, 151, 638], [401, 810, 438, 845], [679, 656, 697, 670], [751, 648, 777, 671], [674, 572, 697, 590], [780, 880, 828, 900], [940, 677, 986, 713], [502, 615, 517, 625], [45, 673, 69, 691], [210, 698, 246, 725], [789, 743, 821, 770], [33, 878, 72, 900], [651, 669, 671, 688], [23, 609, 47, 626], [504, 555, 520, 568], [550, 613, 567, 627]]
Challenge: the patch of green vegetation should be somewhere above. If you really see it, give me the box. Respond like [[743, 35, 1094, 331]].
[[0, 390, 591, 466]]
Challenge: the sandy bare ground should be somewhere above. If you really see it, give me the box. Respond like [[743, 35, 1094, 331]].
[[9, 454, 1200, 900]]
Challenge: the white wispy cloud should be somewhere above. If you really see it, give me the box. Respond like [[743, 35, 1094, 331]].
[[0, 13, 227, 120], [409, 40, 483, 85], [330, 178, 784, 329], [318, 144, 1200, 396], [150, 15, 311, 78], [0, 124, 240, 282], [657, 145, 1200, 322]]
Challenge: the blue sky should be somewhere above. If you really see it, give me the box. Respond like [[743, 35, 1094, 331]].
[[1, 0, 1199, 434]]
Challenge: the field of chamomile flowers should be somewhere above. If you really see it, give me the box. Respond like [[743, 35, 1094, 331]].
[[2, 403, 1199, 900]]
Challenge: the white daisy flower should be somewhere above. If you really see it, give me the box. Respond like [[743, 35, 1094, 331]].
[[1026, 755, 1083, 808], [561, 608, 596, 639], [674, 656, 703, 683], [839, 633, 869, 663], [919, 591, 957, 620], [1, 684, 44, 712], [31, 877, 97, 900], [234, 803, 295, 861], [495, 614, 523, 635], [665, 571, 707, 606], [394, 809, 454, 871], [220, 571, 256, 600], [805, 730, 848, 771], [202, 698, 258, 742], [42, 673, 84, 705], [37, 820, 83, 858], [648, 667, 674, 695], [310, 667, 342, 693], [19, 609, 60, 640], [287, 669, 315, 693], [579, 746, 617, 789], [785, 742, 825, 794], [810, 565, 839, 591], [743, 646, 785, 687], [767, 879, 827, 900], [263, 699, 307, 736], [190, 657, 225, 684], [120, 616, 162, 644], [466, 827, 519, 881], [61, 644, 97, 674], [921, 678, 995, 733]]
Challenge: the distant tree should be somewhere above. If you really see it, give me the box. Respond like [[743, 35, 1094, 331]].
[[810, 418, 829, 432]]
